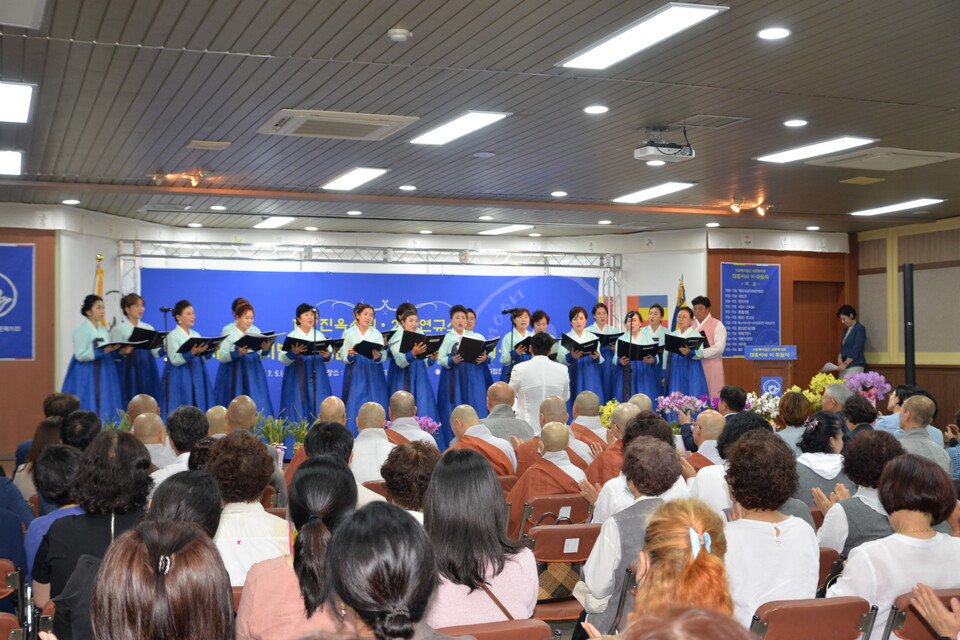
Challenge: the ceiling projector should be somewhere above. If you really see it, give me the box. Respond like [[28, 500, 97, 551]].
[[634, 142, 696, 163]]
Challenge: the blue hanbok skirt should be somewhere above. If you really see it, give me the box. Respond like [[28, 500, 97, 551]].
[[62, 357, 125, 424], [117, 350, 163, 403], [387, 359, 439, 424], [162, 357, 214, 417], [436, 363, 488, 448], [342, 355, 389, 434], [214, 353, 275, 417], [612, 359, 663, 402], [666, 353, 709, 399], [566, 354, 604, 413], [278, 355, 332, 423]]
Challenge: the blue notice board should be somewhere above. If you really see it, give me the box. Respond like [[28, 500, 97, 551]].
[[745, 345, 797, 360], [721, 263, 781, 358], [0, 244, 35, 360]]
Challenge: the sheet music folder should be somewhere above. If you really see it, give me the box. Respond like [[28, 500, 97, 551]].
[[234, 331, 279, 352], [590, 331, 624, 348], [128, 326, 168, 350], [456, 336, 487, 363], [281, 336, 340, 355], [561, 334, 599, 355], [664, 334, 706, 354], [176, 336, 226, 354], [398, 331, 444, 358], [352, 340, 384, 360], [616, 341, 661, 360]]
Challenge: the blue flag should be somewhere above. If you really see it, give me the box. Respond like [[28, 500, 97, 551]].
[[671, 277, 688, 331]]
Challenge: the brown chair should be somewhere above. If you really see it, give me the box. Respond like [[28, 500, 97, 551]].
[[267, 507, 287, 520], [884, 588, 960, 640], [0, 613, 20, 639], [498, 475, 518, 496], [362, 480, 392, 501], [810, 507, 825, 530], [0, 559, 15, 599], [259, 485, 277, 509], [232, 586, 243, 612], [524, 523, 601, 622], [518, 493, 591, 540], [28, 494, 39, 518], [437, 619, 553, 640], [819, 547, 841, 587], [605, 566, 636, 635], [749, 596, 876, 640]]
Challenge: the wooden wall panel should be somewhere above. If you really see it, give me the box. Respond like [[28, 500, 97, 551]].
[[900, 230, 960, 266], [858, 238, 886, 271], [0, 229, 55, 459], [870, 365, 960, 430]]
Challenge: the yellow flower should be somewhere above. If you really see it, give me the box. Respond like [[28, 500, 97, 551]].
[[599, 399, 621, 429]]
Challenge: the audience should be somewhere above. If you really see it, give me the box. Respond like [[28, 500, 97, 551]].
[[821, 382, 853, 419], [14, 416, 62, 500], [59, 410, 101, 451], [187, 435, 216, 470], [775, 391, 811, 457], [583, 402, 642, 485], [125, 393, 161, 423], [681, 409, 725, 471], [899, 394, 951, 473], [303, 420, 385, 506], [447, 404, 517, 475], [842, 393, 878, 446], [569, 391, 607, 449], [352, 401, 395, 484], [424, 449, 537, 627], [283, 396, 349, 486], [615, 605, 755, 640], [151, 405, 209, 486], [793, 410, 856, 506], [385, 391, 438, 447], [881, 386, 943, 444], [514, 396, 596, 477], [14, 393, 79, 473], [627, 393, 653, 411], [381, 442, 440, 523], [483, 382, 535, 442], [206, 404, 229, 435], [508, 330, 571, 428], [131, 412, 178, 469], [25, 445, 83, 580]]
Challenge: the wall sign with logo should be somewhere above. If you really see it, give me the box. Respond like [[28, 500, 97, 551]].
[[0, 244, 35, 361]]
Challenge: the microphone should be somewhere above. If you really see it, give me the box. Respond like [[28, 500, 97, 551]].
[[159, 306, 173, 312], [501, 308, 520, 315]]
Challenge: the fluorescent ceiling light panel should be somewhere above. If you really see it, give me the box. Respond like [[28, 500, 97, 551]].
[[612, 181, 695, 204], [253, 216, 296, 229], [0, 151, 23, 175], [0, 82, 33, 123], [757, 136, 876, 163], [321, 167, 389, 190], [478, 224, 535, 236], [849, 198, 944, 217], [559, 2, 729, 70], [410, 111, 510, 145]]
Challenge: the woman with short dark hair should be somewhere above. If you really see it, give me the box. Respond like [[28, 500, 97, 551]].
[[842, 393, 878, 443], [162, 299, 215, 416], [111, 292, 164, 403], [61, 294, 126, 422], [278, 302, 334, 423], [498, 307, 532, 383], [558, 306, 605, 410], [836, 304, 866, 378], [775, 391, 811, 457], [14, 416, 62, 500], [436, 305, 489, 448], [423, 450, 537, 627], [793, 411, 856, 506], [214, 299, 275, 415], [828, 454, 960, 639]]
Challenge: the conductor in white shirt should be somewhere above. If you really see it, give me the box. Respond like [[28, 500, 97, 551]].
[[351, 401, 396, 484], [509, 332, 570, 430]]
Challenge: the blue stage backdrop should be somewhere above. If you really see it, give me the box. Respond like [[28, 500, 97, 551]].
[[0, 244, 35, 361], [140, 269, 598, 411]]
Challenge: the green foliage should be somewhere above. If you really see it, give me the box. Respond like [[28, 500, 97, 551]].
[[255, 411, 289, 444]]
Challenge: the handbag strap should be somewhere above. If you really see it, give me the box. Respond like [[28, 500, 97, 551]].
[[480, 583, 514, 620]]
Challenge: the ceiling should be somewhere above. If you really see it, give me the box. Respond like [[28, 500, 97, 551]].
[[0, 0, 958, 237]]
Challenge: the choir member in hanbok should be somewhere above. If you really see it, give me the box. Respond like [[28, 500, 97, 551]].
[[613, 310, 662, 402], [498, 307, 532, 383], [645, 303, 668, 389], [339, 302, 389, 434], [666, 307, 708, 398], [587, 302, 619, 402], [62, 295, 126, 422], [531, 309, 559, 358], [386, 308, 439, 424], [162, 300, 214, 415], [465, 307, 495, 389], [110, 293, 163, 403], [213, 300, 275, 416], [558, 306, 604, 413], [436, 305, 489, 448], [278, 303, 332, 422]]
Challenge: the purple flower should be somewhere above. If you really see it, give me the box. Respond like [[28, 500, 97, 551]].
[[843, 371, 891, 400]]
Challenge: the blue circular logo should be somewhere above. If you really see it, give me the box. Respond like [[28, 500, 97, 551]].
[[762, 379, 782, 395]]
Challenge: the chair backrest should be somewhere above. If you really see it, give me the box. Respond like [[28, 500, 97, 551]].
[[498, 475, 518, 496], [886, 589, 960, 640], [232, 586, 243, 612], [525, 523, 601, 563], [259, 485, 277, 509], [362, 480, 392, 501], [28, 494, 39, 518], [819, 547, 841, 586], [0, 559, 15, 599], [750, 596, 876, 640], [810, 507, 825, 530], [266, 507, 287, 520], [519, 493, 590, 538], [436, 618, 553, 640], [0, 612, 19, 639]]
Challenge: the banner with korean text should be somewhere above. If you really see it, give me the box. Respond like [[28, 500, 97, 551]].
[[720, 263, 781, 358]]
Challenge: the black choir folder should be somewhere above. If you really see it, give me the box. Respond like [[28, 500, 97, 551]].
[[101, 339, 148, 351], [128, 326, 169, 349], [352, 340, 384, 360], [561, 334, 599, 355], [381, 330, 397, 344], [398, 331, 445, 358], [176, 336, 226, 354], [280, 336, 343, 355], [456, 336, 498, 363], [616, 341, 661, 360], [234, 331, 280, 352], [664, 333, 707, 354], [589, 331, 624, 348]]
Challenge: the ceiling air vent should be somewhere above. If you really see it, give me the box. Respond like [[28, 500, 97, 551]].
[[669, 114, 749, 129], [257, 109, 419, 141], [806, 147, 960, 171]]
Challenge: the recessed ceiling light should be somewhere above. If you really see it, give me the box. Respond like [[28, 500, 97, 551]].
[[598, 220, 613, 225], [410, 111, 511, 145], [584, 106, 609, 114], [478, 224, 535, 236], [0, 82, 33, 123], [398, 185, 417, 191], [253, 216, 296, 229], [758, 136, 876, 163], [559, 2, 729, 70], [187, 223, 203, 228], [613, 181, 696, 204], [551, 191, 568, 197], [849, 198, 944, 217], [210, 205, 227, 211], [758, 27, 791, 40], [529, 233, 542, 237], [478, 215, 494, 221], [321, 167, 389, 191], [62, 199, 81, 205], [646, 160, 666, 167], [706, 222, 720, 228], [419, 229, 433, 234], [346, 210, 363, 216], [806, 226, 820, 231], [784, 119, 807, 127], [473, 151, 497, 158], [0, 150, 23, 175], [304, 226, 319, 231]]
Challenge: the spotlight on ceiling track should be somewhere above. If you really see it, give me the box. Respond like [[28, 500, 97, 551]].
[[730, 198, 744, 213], [756, 204, 771, 216]]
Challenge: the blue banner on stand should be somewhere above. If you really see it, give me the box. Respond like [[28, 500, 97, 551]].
[[721, 263, 781, 358], [0, 244, 35, 360]]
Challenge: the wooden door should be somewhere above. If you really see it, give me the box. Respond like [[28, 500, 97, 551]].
[[793, 281, 843, 386]]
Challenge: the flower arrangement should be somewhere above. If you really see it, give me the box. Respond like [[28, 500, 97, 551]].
[[385, 415, 440, 435], [599, 399, 620, 429], [799, 373, 841, 412], [843, 371, 891, 406], [656, 392, 706, 416], [699, 395, 720, 411], [747, 391, 780, 427]]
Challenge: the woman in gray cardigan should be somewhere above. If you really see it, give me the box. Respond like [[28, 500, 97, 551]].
[[792, 411, 856, 507]]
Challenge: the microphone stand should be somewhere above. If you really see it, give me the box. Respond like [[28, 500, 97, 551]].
[[161, 306, 171, 415], [311, 308, 319, 422], [622, 311, 632, 401]]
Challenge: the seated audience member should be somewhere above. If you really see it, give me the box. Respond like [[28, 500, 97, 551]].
[[842, 393, 878, 447], [15, 393, 80, 474], [303, 421, 385, 506], [53, 470, 223, 640], [60, 410, 102, 451], [821, 382, 853, 421], [217, 395, 288, 507], [327, 502, 474, 640], [25, 445, 83, 580], [0, 511, 25, 615], [424, 449, 537, 627], [946, 409, 960, 481], [582, 437, 683, 633], [874, 383, 912, 436], [283, 396, 349, 486], [899, 394, 951, 473], [586, 412, 688, 524], [570, 391, 607, 449], [828, 455, 960, 639], [385, 391, 439, 448], [793, 411, 856, 507], [381, 442, 440, 523], [508, 331, 571, 428], [352, 402, 396, 484], [206, 404, 229, 436], [724, 430, 818, 627], [815, 431, 910, 555], [33, 431, 152, 607], [150, 405, 209, 486], [237, 457, 357, 640], [447, 404, 517, 475], [131, 412, 179, 469], [583, 402, 642, 485], [125, 393, 161, 423], [718, 385, 747, 420], [89, 522, 234, 640], [506, 422, 586, 538], [911, 583, 960, 640], [208, 430, 290, 586], [188, 436, 216, 470], [627, 393, 653, 411], [14, 416, 62, 500], [483, 382, 535, 442], [682, 409, 726, 471], [514, 396, 596, 477], [611, 605, 755, 640], [775, 391, 811, 457]]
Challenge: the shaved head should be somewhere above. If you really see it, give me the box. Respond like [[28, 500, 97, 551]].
[[573, 391, 600, 417], [487, 382, 515, 408], [226, 395, 258, 431], [628, 394, 653, 412], [389, 391, 417, 420], [541, 422, 569, 452], [127, 394, 159, 422], [696, 409, 726, 441], [319, 396, 347, 424], [132, 413, 165, 444], [357, 402, 386, 431], [206, 405, 228, 435], [610, 403, 642, 439], [450, 404, 481, 439], [539, 396, 569, 427]]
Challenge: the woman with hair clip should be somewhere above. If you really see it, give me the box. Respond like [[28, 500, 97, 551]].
[[279, 303, 333, 422], [110, 292, 163, 402], [424, 450, 538, 627], [665, 307, 708, 398], [557, 306, 604, 412], [587, 302, 619, 402], [162, 299, 214, 416], [327, 501, 476, 640], [237, 456, 357, 639], [61, 294, 127, 422], [214, 299, 275, 415], [436, 305, 489, 448], [387, 305, 439, 424], [339, 302, 389, 433], [498, 307, 532, 383], [612, 310, 662, 402], [792, 410, 856, 506]]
